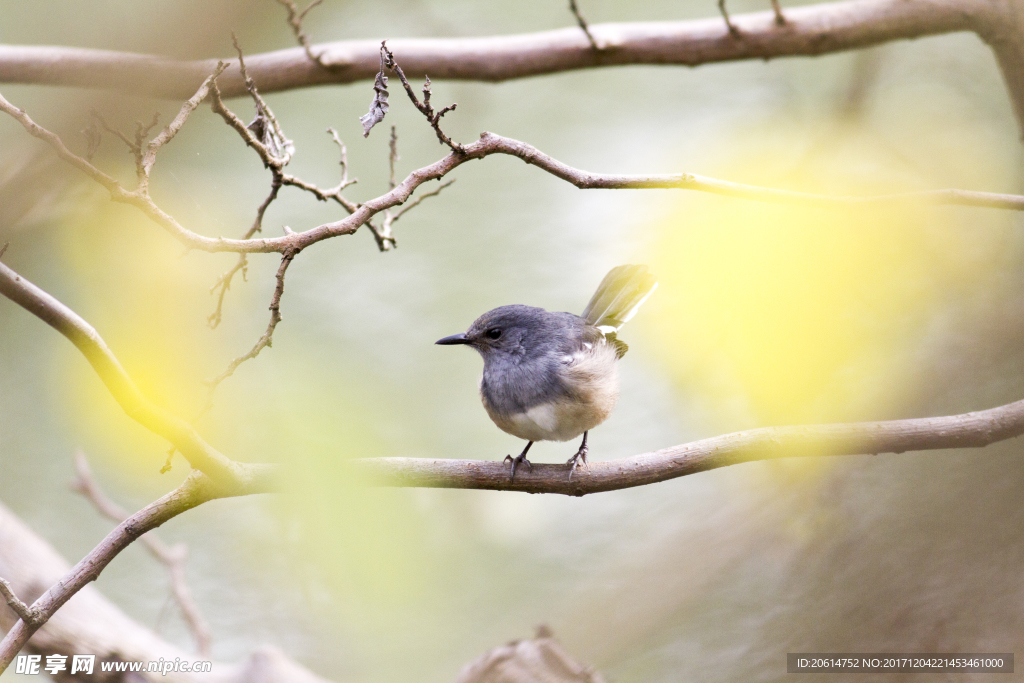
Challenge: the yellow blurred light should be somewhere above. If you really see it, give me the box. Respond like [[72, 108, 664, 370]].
[[645, 124, 1009, 428]]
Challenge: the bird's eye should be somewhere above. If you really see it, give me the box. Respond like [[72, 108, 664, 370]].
[[486, 328, 502, 340]]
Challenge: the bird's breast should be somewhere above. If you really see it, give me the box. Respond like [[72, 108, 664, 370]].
[[479, 342, 620, 442]]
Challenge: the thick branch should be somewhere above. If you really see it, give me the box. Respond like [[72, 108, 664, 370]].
[[0, 0, 983, 99], [0, 260, 278, 491], [353, 397, 1024, 495], [0, 470, 255, 673]]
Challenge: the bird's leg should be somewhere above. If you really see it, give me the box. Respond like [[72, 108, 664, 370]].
[[566, 431, 589, 480], [504, 441, 534, 482]]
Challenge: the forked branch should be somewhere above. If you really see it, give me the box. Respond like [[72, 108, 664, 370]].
[[0, 258, 278, 492], [0, 578, 40, 627], [0, 469, 257, 672], [71, 451, 213, 658], [275, 0, 330, 67], [206, 248, 297, 389], [3, 86, 1024, 262]]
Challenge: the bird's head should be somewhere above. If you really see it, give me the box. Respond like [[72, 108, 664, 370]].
[[435, 305, 550, 361]]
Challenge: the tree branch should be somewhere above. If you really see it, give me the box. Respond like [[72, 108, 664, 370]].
[[71, 451, 213, 659], [206, 248, 297, 389], [0, 0, 983, 99], [0, 469, 261, 673], [568, 0, 601, 51], [5, 89, 1024, 258], [0, 259, 278, 491], [275, 0, 329, 67], [0, 578, 39, 627], [353, 397, 1024, 495]]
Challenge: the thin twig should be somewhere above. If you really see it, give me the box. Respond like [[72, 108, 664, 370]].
[[231, 35, 294, 166], [140, 64, 228, 190], [6, 94, 1024, 260], [208, 177, 282, 328], [89, 110, 144, 179], [718, 0, 741, 37], [206, 248, 298, 388], [0, 242, 7, 260], [771, 0, 787, 25], [327, 127, 353, 189], [0, 578, 39, 626], [388, 125, 399, 190], [381, 44, 465, 154], [275, 0, 330, 67], [568, 0, 601, 50], [376, 178, 455, 249], [0, 469, 267, 673], [371, 125, 402, 250], [392, 178, 454, 220], [0, 259, 279, 491], [71, 451, 212, 658]]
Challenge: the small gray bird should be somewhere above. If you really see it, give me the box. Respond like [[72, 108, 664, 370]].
[[436, 265, 657, 481]]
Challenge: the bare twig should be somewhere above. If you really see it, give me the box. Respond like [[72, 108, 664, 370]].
[[0, 578, 39, 626], [381, 44, 465, 154], [208, 177, 283, 328], [140, 64, 228, 192], [0, 263, 278, 670], [71, 451, 212, 658], [388, 125, 399, 190], [718, 0, 741, 37], [206, 248, 298, 389], [376, 178, 455, 250], [568, 0, 601, 51], [0, 469, 264, 673], [369, 125, 403, 250], [81, 118, 102, 161], [89, 110, 144, 178], [392, 178, 454, 221], [0, 502, 335, 683], [276, 0, 330, 67], [0, 259, 278, 491], [229, 36, 294, 166], [4, 94, 1024, 260], [328, 127, 353, 189], [771, 0, 787, 25], [0, 242, 7, 260]]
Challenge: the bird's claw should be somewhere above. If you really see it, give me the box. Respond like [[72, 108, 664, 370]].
[[566, 444, 589, 480], [504, 453, 532, 482]]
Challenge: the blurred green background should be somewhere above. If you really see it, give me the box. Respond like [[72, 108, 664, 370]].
[[2, 0, 1024, 681]]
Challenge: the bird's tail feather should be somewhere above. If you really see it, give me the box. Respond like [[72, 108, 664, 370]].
[[581, 264, 657, 331]]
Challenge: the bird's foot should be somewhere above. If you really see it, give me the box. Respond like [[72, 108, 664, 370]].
[[566, 443, 589, 480], [504, 452, 533, 482]]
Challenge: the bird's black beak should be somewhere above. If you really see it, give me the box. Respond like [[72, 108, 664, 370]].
[[435, 332, 471, 346]]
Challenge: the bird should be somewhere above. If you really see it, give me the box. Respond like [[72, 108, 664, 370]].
[[435, 264, 657, 481]]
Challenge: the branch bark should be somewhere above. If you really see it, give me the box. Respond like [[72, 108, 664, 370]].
[[0, 470, 256, 672], [0, 498, 331, 683], [0, 259, 278, 491], [0, 0, 985, 99], [352, 398, 1024, 495], [71, 451, 213, 659], [5, 94, 1024, 257]]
